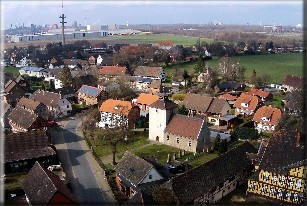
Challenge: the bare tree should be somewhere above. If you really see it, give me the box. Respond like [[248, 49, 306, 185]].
[[94, 106, 134, 165]]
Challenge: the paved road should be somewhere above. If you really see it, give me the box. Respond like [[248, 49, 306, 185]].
[[52, 118, 115, 205]]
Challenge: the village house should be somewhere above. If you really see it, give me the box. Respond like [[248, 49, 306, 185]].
[[133, 66, 165, 81], [4, 130, 56, 174], [159, 41, 173, 50], [29, 90, 72, 119], [88, 55, 96, 65], [148, 96, 178, 142], [22, 162, 77, 205], [233, 93, 261, 116], [63, 58, 89, 70], [16, 97, 49, 120], [214, 81, 246, 93], [1, 101, 12, 129], [182, 93, 235, 129], [252, 106, 282, 133], [98, 65, 130, 81], [115, 151, 164, 198], [8, 106, 48, 133], [282, 75, 304, 92], [129, 77, 152, 92], [218, 93, 237, 108], [247, 130, 306, 205], [246, 88, 273, 102], [43, 68, 63, 83], [197, 67, 212, 83], [19, 66, 46, 77], [134, 93, 160, 117], [77, 85, 108, 106], [164, 114, 211, 153], [48, 57, 64, 69], [148, 79, 162, 94], [3, 78, 26, 107], [166, 142, 257, 204], [98, 99, 140, 128]]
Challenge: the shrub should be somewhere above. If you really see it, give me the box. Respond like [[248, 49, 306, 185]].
[[232, 127, 259, 140], [171, 93, 186, 101]]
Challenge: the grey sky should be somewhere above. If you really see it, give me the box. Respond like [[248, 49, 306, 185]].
[[1, 1, 303, 29]]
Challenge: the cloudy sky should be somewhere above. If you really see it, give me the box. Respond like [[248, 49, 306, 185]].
[[1, 1, 303, 29]]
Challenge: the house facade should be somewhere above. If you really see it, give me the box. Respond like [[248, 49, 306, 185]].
[[16, 97, 49, 120], [19, 66, 46, 77], [247, 130, 306, 205], [3, 79, 26, 107], [167, 142, 257, 204], [98, 99, 140, 128], [133, 66, 165, 80], [115, 152, 164, 198], [233, 93, 261, 116], [98, 65, 130, 81], [77, 85, 108, 106], [8, 106, 48, 132], [29, 90, 72, 119], [164, 115, 210, 153], [253, 106, 282, 133], [134, 93, 160, 117]]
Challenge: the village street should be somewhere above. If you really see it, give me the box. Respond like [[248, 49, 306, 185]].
[[51, 117, 116, 205]]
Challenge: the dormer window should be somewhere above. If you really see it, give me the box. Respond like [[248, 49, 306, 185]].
[[261, 117, 270, 122], [241, 103, 248, 107]]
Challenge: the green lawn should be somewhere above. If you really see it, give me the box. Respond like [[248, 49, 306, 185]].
[[165, 53, 303, 84], [265, 92, 285, 109], [4, 66, 20, 77], [93, 131, 150, 158]]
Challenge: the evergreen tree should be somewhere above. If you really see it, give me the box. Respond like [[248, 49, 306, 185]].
[[250, 69, 257, 86], [213, 133, 221, 151], [59, 67, 73, 87]]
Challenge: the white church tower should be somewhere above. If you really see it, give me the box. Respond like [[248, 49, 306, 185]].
[[148, 96, 178, 142]]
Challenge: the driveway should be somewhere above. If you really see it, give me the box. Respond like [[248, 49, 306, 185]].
[[51, 118, 116, 205]]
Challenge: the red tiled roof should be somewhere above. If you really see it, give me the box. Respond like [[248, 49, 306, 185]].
[[165, 115, 205, 140], [253, 106, 282, 126], [283, 75, 304, 89], [99, 99, 132, 115], [159, 41, 173, 46], [149, 97, 178, 110], [98, 66, 128, 76], [182, 93, 213, 113], [219, 93, 237, 101], [234, 93, 260, 111], [137, 93, 160, 105], [134, 66, 163, 78], [246, 88, 271, 98]]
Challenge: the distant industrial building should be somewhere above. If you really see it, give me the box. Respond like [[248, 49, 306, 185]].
[[9, 24, 142, 43]]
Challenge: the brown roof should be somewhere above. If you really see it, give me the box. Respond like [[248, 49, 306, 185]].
[[5, 130, 56, 163], [219, 93, 237, 101], [134, 66, 163, 78], [4, 79, 17, 93], [207, 98, 229, 114], [149, 97, 178, 110], [98, 66, 128, 76], [22, 162, 76, 205], [253, 106, 282, 126], [115, 151, 153, 186], [246, 88, 271, 98], [159, 41, 173, 46], [137, 93, 160, 106], [169, 142, 257, 204], [283, 75, 304, 89], [30, 90, 61, 108], [165, 115, 205, 140], [8, 106, 40, 130], [258, 130, 306, 173], [16, 97, 41, 111], [99, 99, 132, 115], [183, 93, 213, 113], [233, 93, 260, 111], [148, 79, 161, 89]]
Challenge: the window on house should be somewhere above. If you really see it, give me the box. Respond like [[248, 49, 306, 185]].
[[177, 138, 179, 144], [149, 175, 152, 179], [167, 135, 169, 141], [67, 105, 69, 108], [211, 119, 216, 123], [188, 141, 192, 147]]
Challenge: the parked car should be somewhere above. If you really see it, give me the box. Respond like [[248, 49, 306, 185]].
[[48, 121, 58, 127]]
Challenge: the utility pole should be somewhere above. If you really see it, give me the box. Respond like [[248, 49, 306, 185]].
[[59, 0, 66, 47]]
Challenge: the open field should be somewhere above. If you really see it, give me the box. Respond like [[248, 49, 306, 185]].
[[165, 52, 303, 84], [4, 34, 212, 49]]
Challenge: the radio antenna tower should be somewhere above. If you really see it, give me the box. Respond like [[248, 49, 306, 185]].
[[59, 0, 67, 47]]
